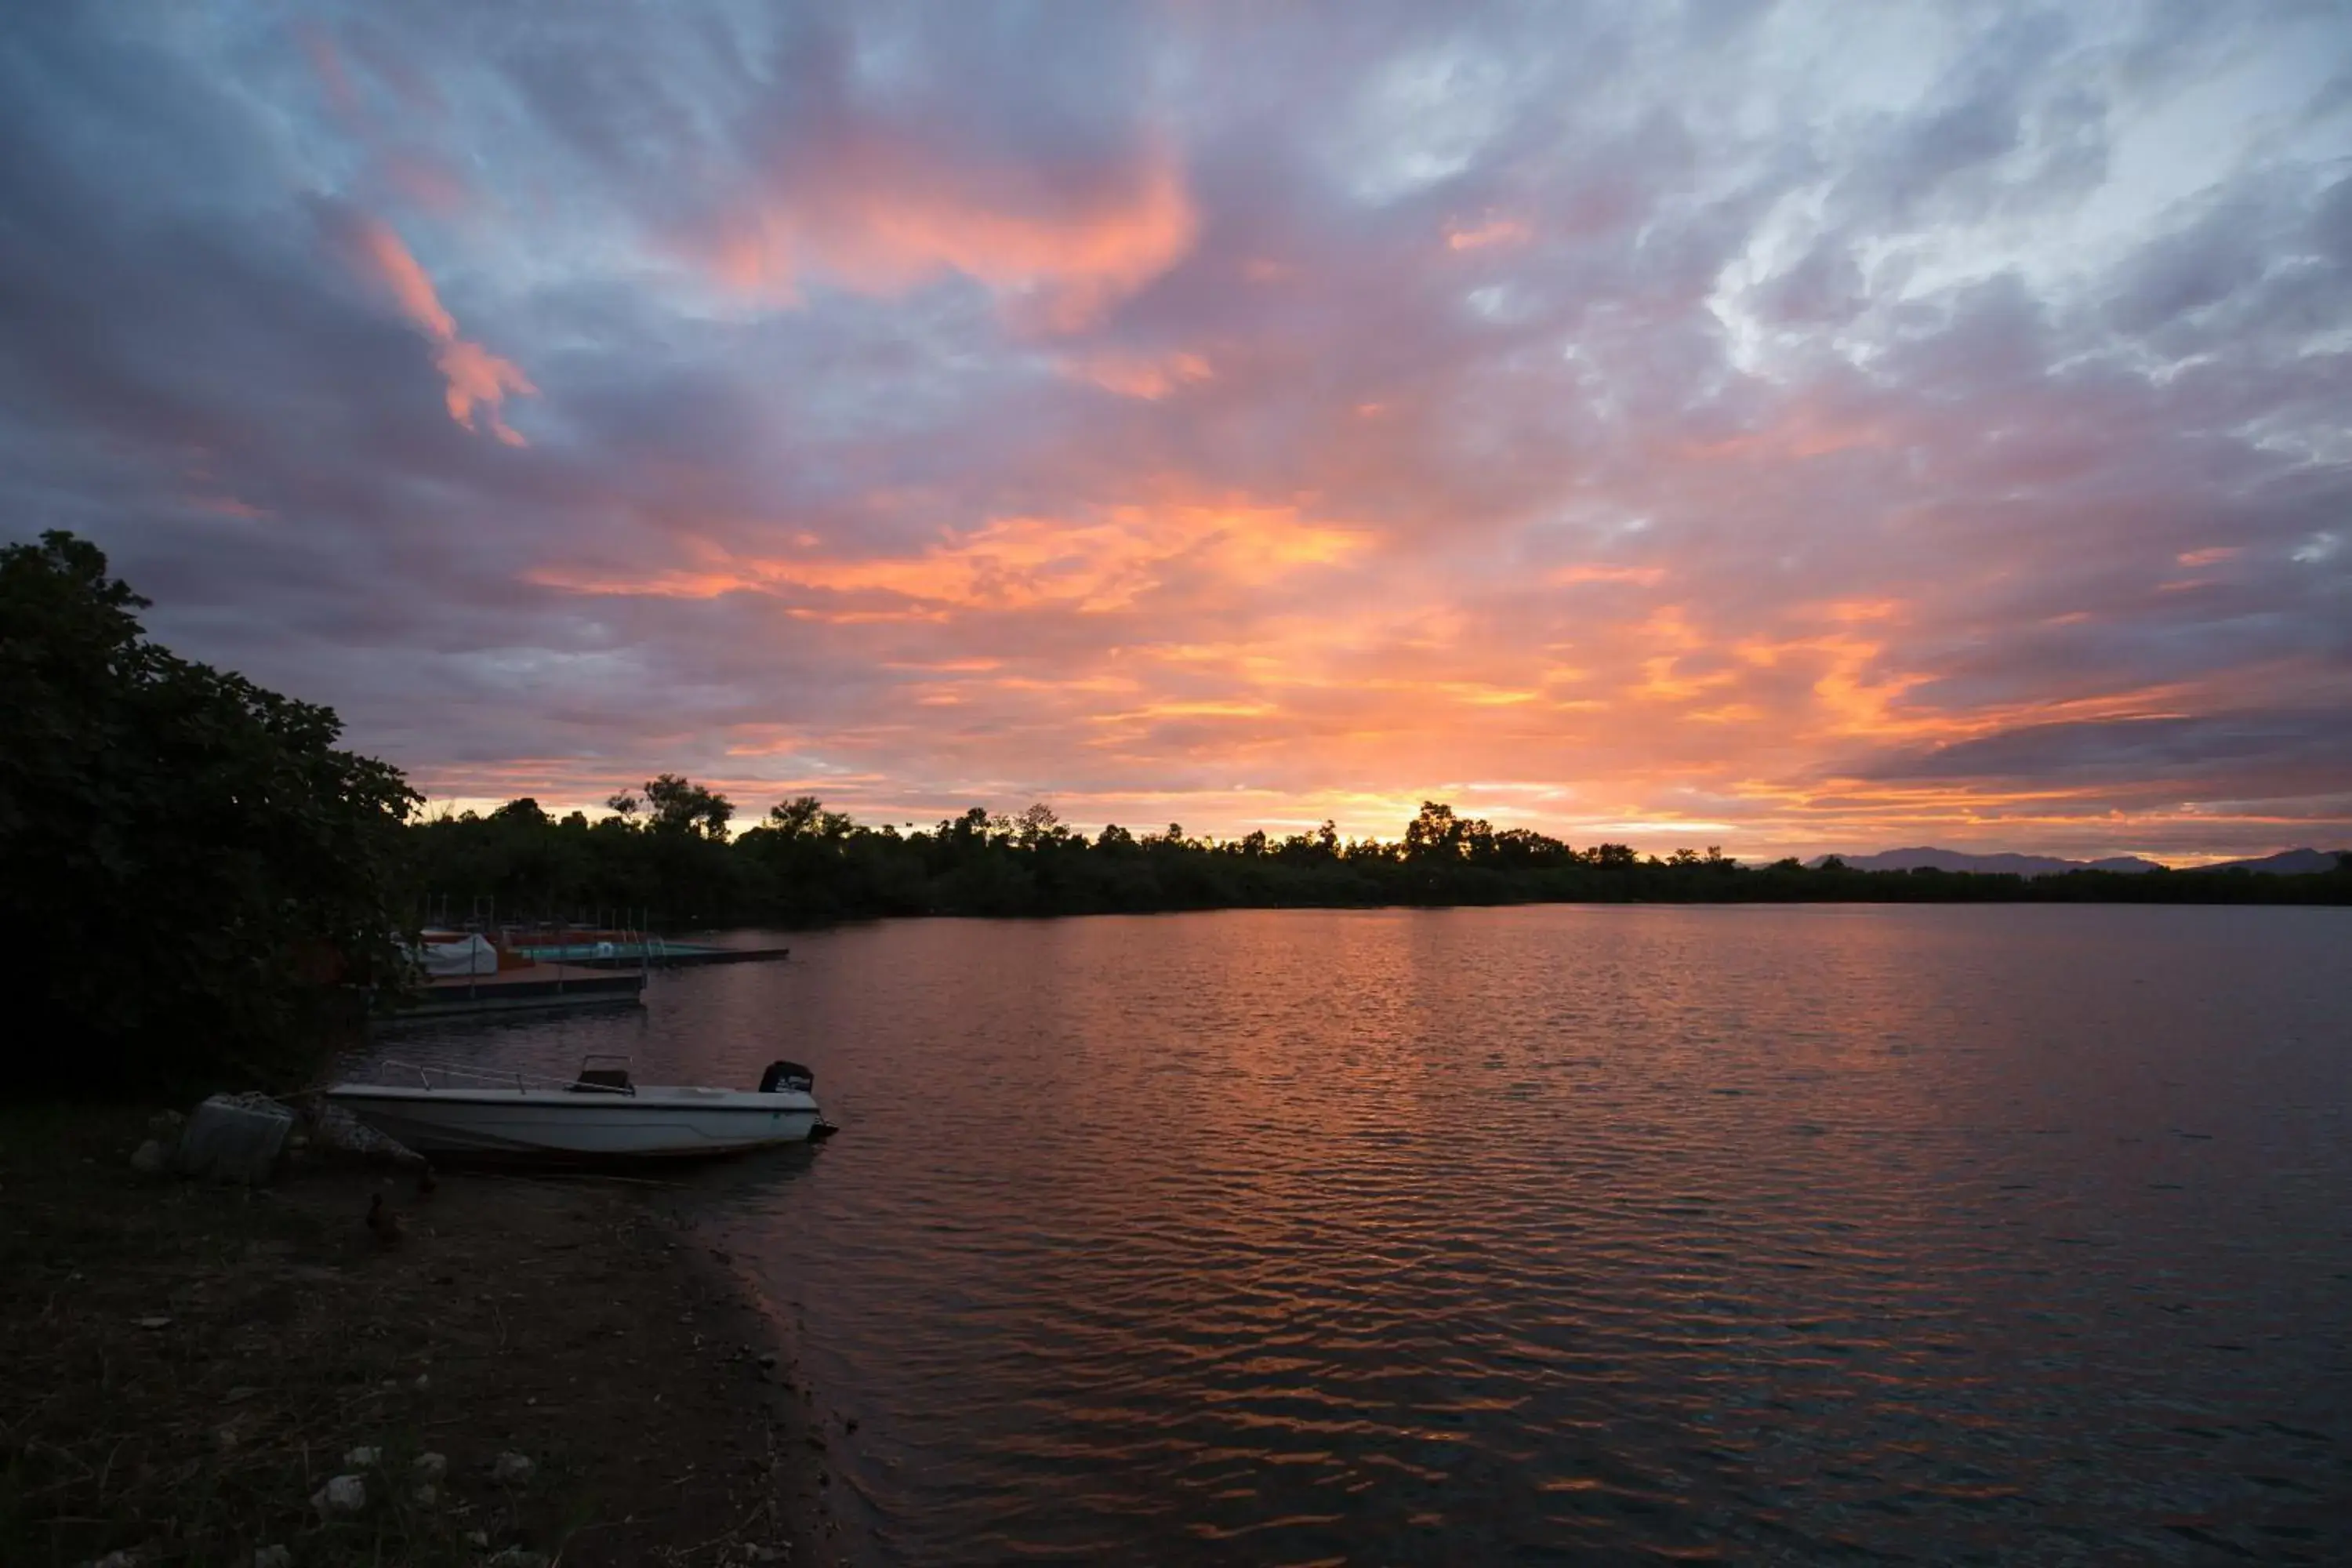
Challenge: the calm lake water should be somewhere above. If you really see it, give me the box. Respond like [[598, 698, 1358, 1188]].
[[376, 905, 2352, 1564]]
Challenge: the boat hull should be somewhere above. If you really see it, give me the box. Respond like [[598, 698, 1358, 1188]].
[[325, 1084, 822, 1157]]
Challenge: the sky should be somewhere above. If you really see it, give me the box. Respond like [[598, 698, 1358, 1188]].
[[2, 2, 2349, 862]]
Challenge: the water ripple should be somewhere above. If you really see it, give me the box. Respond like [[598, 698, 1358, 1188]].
[[380, 905, 2352, 1565]]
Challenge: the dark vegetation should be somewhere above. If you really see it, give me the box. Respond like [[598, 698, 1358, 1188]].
[[7, 529, 2347, 1091], [413, 791, 2352, 929], [2, 534, 416, 1094]]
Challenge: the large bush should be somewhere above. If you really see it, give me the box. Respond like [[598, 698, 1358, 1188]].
[[0, 532, 419, 1093]]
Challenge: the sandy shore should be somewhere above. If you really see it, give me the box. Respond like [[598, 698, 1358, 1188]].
[[0, 1105, 853, 1567]]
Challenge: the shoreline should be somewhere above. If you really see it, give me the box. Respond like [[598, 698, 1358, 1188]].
[[663, 884, 2352, 956], [1, 1105, 851, 1567]]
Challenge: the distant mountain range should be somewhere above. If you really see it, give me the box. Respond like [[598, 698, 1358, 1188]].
[[1806, 846, 2349, 877], [2194, 848, 2351, 874]]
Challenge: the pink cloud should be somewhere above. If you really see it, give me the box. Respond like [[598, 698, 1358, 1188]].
[[333, 213, 534, 444], [431, 338, 536, 446], [296, 24, 359, 124], [1059, 350, 1212, 400], [696, 138, 1198, 332], [1446, 215, 1530, 251], [383, 153, 474, 216]]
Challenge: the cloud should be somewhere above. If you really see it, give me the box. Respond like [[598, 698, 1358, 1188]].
[[0, 2, 2347, 862], [698, 141, 1200, 332], [662, 13, 1201, 330], [1854, 712, 2352, 807], [1446, 215, 1529, 252], [321, 207, 535, 444], [530, 497, 1366, 615], [1058, 350, 1213, 400]]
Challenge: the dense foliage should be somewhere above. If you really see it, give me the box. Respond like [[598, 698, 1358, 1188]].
[[1, 533, 419, 1091], [409, 793, 2352, 928]]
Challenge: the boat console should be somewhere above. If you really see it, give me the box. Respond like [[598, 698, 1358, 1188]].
[[758, 1059, 815, 1094], [571, 1053, 634, 1094]]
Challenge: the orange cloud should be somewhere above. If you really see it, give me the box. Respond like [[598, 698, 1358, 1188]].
[[1061, 350, 1212, 399], [1446, 215, 1530, 251], [1550, 563, 1664, 586], [703, 142, 1198, 332], [339, 215, 535, 444], [532, 500, 1365, 613], [721, 725, 807, 757]]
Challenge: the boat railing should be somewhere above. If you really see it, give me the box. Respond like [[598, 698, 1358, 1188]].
[[367, 1057, 637, 1096]]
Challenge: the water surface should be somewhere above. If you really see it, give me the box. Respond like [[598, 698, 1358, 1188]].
[[379, 905, 2352, 1563]]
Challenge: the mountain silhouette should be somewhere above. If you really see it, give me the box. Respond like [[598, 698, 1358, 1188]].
[[1806, 846, 2349, 876], [2194, 848, 2350, 874], [1808, 847, 2164, 877]]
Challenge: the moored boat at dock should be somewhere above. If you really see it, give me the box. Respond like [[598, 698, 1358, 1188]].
[[326, 1056, 826, 1158]]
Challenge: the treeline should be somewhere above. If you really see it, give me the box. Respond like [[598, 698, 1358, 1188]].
[[410, 785, 2352, 927], [9, 528, 2347, 1094]]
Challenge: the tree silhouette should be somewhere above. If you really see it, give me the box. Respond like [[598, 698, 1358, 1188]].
[[641, 774, 732, 839], [2, 530, 417, 1090]]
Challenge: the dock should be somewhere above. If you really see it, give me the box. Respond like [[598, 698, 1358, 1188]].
[[388, 962, 646, 1020], [509, 942, 790, 970]]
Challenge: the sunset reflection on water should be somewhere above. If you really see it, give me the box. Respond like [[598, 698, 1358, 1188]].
[[384, 905, 2352, 1564]]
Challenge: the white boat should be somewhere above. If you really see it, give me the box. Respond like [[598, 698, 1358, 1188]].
[[326, 1055, 827, 1158]]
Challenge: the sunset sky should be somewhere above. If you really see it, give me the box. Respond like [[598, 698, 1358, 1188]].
[[3, 3, 2348, 860]]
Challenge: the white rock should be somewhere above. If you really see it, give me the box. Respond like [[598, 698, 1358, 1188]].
[[311, 1473, 366, 1515], [173, 1094, 292, 1185], [490, 1450, 535, 1485], [129, 1140, 168, 1176], [252, 1547, 291, 1568], [412, 1450, 448, 1481], [486, 1551, 550, 1568], [343, 1445, 381, 1468], [91, 1552, 141, 1568], [412, 1483, 439, 1508], [464, 1531, 490, 1548]]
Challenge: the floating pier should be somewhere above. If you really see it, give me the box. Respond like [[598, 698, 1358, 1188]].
[[383, 916, 792, 1022], [388, 962, 645, 1020], [509, 941, 791, 970]]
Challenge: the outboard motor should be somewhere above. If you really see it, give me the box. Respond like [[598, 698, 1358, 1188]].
[[757, 1059, 815, 1094]]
